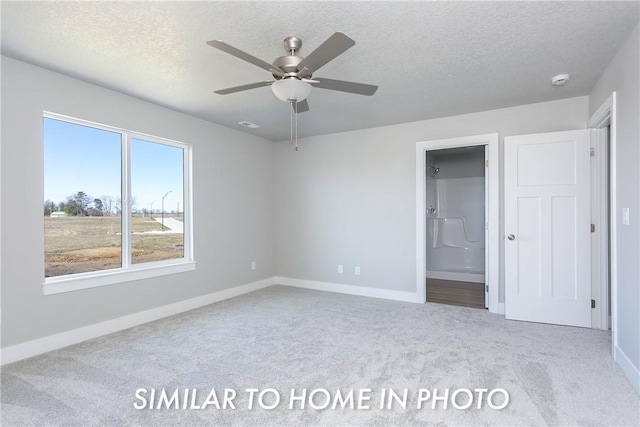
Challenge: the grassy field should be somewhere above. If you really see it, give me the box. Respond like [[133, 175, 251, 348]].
[[45, 215, 184, 277]]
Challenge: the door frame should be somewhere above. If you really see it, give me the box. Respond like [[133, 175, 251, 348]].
[[589, 92, 617, 346], [590, 128, 609, 330], [416, 133, 500, 313]]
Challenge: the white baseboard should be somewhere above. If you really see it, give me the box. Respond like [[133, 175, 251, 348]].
[[0, 277, 275, 365], [1, 276, 499, 366], [275, 276, 423, 303], [615, 345, 640, 394]]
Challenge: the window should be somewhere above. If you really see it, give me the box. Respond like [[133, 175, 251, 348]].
[[130, 138, 185, 264], [43, 113, 193, 294]]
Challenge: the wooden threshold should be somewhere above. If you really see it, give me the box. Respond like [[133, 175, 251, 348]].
[[426, 278, 486, 309]]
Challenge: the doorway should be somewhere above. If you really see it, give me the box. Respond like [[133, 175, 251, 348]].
[[503, 119, 614, 331], [589, 92, 617, 340], [416, 133, 500, 314], [425, 146, 487, 309]]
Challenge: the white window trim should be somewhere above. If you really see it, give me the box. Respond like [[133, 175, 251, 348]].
[[42, 112, 195, 295], [44, 261, 197, 295]]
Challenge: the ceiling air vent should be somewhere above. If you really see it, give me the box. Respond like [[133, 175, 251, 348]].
[[238, 121, 261, 129]]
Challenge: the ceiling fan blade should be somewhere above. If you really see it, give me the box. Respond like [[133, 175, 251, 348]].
[[313, 78, 378, 96], [293, 99, 310, 113], [207, 40, 284, 77], [297, 32, 355, 76], [214, 81, 274, 95]]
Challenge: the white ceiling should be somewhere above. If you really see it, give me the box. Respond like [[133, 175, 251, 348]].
[[2, 1, 638, 141]]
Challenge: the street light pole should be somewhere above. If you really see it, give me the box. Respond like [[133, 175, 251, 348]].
[[147, 200, 156, 219], [161, 191, 172, 230]]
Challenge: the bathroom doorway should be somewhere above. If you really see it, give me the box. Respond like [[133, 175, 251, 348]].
[[416, 133, 499, 313], [425, 146, 487, 309]]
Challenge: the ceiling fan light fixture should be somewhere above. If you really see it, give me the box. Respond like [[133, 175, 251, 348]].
[[271, 78, 312, 103]]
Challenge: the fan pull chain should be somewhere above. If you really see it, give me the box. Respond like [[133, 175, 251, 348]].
[[289, 100, 294, 146], [288, 100, 299, 151], [294, 101, 298, 151]]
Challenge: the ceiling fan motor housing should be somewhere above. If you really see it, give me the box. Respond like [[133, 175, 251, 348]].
[[272, 54, 308, 79]]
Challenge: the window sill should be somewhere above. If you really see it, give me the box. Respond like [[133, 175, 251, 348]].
[[43, 261, 197, 295]]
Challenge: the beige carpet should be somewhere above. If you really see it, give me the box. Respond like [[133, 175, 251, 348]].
[[1, 285, 639, 425]]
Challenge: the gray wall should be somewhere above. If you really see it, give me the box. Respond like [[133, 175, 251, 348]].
[[1, 57, 275, 347], [429, 148, 486, 179], [589, 25, 640, 381], [275, 96, 588, 299]]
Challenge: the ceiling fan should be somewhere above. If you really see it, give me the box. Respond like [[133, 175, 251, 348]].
[[207, 32, 378, 113]]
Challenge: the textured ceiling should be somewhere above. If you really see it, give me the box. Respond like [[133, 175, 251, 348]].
[[2, 1, 638, 141]]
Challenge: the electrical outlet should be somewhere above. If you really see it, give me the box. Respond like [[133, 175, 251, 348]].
[[355, 266, 361, 275], [251, 261, 256, 270], [338, 265, 343, 274]]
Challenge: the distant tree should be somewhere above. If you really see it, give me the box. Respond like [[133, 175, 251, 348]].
[[101, 195, 114, 216], [86, 198, 104, 216], [44, 200, 56, 216], [76, 191, 92, 215], [93, 198, 104, 214], [65, 191, 92, 216], [64, 196, 79, 216], [58, 200, 70, 215]]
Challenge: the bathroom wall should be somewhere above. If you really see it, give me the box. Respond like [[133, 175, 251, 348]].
[[425, 152, 438, 224], [429, 149, 486, 179], [426, 148, 485, 276], [434, 179, 485, 242], [427, 148, 486, 245]]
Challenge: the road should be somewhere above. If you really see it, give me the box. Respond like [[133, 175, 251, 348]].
[[153, 217, 184, 233]]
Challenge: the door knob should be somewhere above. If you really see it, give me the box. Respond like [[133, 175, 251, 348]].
[[507, 234, 516, 240]]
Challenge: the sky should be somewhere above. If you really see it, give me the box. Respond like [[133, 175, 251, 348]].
[[44, 118, 184, 213]]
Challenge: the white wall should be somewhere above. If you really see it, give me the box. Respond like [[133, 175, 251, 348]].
[[274, 96, 588, 299], [589, 24, 640, 391], [0, 57, 275, 347]]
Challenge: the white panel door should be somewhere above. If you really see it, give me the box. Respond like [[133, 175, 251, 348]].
[[505, 130, 591, 327]]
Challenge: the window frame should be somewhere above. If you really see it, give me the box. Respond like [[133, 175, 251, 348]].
[[43, 112, 195, 295]]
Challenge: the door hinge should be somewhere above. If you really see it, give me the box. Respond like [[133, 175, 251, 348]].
[[591, 299, 596, 309], [485, 285, 488, 292], [485, 160, 488, 167], [591, 224, 595, 233], [590, 147, 595, 157]]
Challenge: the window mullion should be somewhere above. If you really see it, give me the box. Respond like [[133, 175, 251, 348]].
[[121, 132, 132, 269], [184, 145, 193, 261]]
